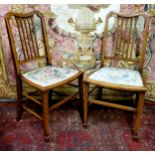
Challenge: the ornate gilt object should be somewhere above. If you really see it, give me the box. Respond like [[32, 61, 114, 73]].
[[68, 7, 102, 71]]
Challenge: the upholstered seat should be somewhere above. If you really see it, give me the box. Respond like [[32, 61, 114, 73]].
[[89, 67, 143, 87], [22, 66, 79, 87]]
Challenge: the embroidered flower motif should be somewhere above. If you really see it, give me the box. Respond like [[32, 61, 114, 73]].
[[22, 66, 78, 87], [89, 67, 143, 86]]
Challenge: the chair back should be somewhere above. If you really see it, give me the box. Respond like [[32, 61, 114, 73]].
[[101, 11, 149, 72], [5, 11, 51, 76]]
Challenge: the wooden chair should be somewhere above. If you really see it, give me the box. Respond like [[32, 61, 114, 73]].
[[83, 11, 149, 139], [5, 11, 83, 142]]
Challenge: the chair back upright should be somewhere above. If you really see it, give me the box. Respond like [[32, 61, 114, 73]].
[[102, 11, 149, 72], [5, 11, 51, 76]]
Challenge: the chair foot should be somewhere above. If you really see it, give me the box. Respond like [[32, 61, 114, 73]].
[[132, 133, 139, 141], [16, 105, 22, 121], [132, 128, 139, 141], [45, 135, 50, 143], [16, 117, 21, 121], [83, 122, 88, 128], [16, 113, 22, 121]]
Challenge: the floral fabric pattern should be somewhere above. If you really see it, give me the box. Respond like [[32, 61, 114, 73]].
[[89, 67, 143, 87], [22, 66, 78, 87]]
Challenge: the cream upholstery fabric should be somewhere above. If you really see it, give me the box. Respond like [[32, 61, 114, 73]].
[[89, 67, 143, 87], [22, 66, 78, 87]]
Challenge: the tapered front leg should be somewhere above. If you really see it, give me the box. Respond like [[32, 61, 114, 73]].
[[42, 91, 50, 142], [97, 87, 102, 100], [83, 82, 89, 127], [16, 79, 23, 121], [48, 90, 53, 105], [16, 92, 22, 121], [133, 92, 145, 139], [78, 74, 83, 107]]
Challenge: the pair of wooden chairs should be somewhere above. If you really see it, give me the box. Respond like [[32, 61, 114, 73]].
[[5, 11, 149, 142]]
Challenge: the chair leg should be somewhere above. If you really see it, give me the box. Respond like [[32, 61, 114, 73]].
[[16, 92, 22, 121], [42, 91, 50, 142], [16, 80, 23, 121], [78, 74, 83, 106], [134, 92, 139, 106], [83, 82, 89, 127], [97, 87, 102, 100], [48, 90, 53, 105], [133, 92, 145, 139]]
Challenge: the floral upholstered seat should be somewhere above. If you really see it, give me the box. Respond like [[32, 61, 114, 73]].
[[22, 66, 78, 87], [89, 67, 143, 87]]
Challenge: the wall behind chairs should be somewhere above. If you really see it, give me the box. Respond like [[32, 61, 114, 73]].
[[0, 4, 52, 99], [120, 4, 155, 102], [47, 4, 155, 102], [0, 4, 155, 102]]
